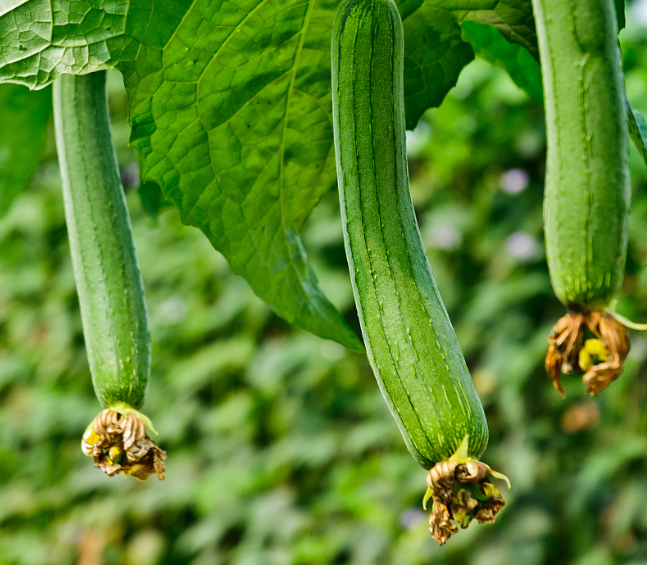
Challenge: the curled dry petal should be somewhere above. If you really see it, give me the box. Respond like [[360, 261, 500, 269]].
[[451, 488, 479, 529], [582, 312, 630, 395], [426, 460, 457, 503], [428, 502, 458, 545], [425, 459, 506, 545], [82, 409, 166, 481], [473, 479, 505, 524], [545, 309, 630, 397], [455, 460, 487, 483]]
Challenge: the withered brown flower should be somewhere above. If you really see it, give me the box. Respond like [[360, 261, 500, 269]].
[[82, 408, 166, 481], [423, 436, 508, 545], [546, 309, 629, 396]]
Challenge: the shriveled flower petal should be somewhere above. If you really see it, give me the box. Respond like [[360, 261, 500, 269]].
[[428, 503, 458, 545], [426, 460, 457, 504], [474, 479, 505, 524]]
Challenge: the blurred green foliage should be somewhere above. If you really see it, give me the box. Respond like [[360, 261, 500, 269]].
[[3, 16, 647, 565], [0, 84, 51, 217]]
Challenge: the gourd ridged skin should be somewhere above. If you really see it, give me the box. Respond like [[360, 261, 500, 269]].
[[534, 0, 630, 309], [332, 0, 488, 469], [53, 72, 151, 409]]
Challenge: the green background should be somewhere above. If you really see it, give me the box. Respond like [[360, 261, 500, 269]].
[[2, 14, 647, 565]]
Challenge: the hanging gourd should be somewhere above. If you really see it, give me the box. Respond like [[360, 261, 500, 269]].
[[332, 0, 508, 543], [53, 72, 165, 480], [533, 0, 633, 396]]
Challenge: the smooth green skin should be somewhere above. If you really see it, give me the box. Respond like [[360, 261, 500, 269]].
[[53, 72, 150, 409], [534, 0, 630, 309], [332, 0, 488, 469]]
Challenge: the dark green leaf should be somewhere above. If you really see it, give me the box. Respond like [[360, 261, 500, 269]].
[[462, 20, 542, 103], [399, 5, 474, 129], [0, 84, 51, 216], [139, 181, 169, 217], [454, 0, 538, 58], [615, 0, 625, 32]]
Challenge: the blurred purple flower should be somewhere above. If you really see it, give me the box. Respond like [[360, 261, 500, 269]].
[[428, 224, 462, 251], [121, 161, 140, 190], [400, 508, 425, 530], [500, 168, 529, 194], [506, 231, 539, 261]]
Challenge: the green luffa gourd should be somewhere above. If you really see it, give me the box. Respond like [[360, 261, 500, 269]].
[[54, 72, 165, 480], [332, 0, 507, 544], [535, 0, 633, 397]]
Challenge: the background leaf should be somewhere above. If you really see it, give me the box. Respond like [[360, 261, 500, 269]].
[[457, 0, 538, 57], [462, 20, 542, 104], [0, 84, 51, 216], [138, 181, 170, 217], [399, 4, 474, 129], [398, 0, 537, 127]]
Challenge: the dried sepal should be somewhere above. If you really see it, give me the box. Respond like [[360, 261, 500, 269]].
[[423, 436, 508, 546], [546, 309, 630, 396], [82, 408, 166, 481]]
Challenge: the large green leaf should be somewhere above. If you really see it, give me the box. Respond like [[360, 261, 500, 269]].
[[0, 0, 133, 86], [0, 0, 537, 349], [0, 84, 51, 216]]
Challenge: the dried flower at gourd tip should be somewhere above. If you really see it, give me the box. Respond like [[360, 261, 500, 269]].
[[82, 408, 166, 481], [546, 309, 630, 397], [423, 436, 509, 545]]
